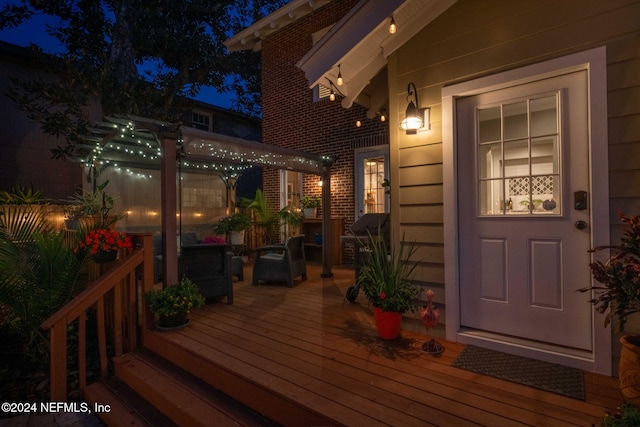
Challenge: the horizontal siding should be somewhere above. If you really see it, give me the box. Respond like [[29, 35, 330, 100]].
[[400, 224, 444, 244], [391, 0, 640, 343], [398, 164, 443, 186], [399, 205, 444, 224], [607, 29, 640, 271], [398, 143, 443, 166], [399, 185, 443, 205]]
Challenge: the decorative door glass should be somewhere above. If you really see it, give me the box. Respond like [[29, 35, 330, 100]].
[[363, 156, 386, 214], [477, 94, 561, 216]]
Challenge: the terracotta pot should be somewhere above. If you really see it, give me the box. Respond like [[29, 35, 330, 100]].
[[619, 334, 640, 404], [373, 307, 402, 340]]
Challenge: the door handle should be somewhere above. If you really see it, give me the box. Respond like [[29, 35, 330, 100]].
[[575, 220, 588, 230]]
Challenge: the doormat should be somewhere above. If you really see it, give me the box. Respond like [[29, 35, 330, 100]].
[[452, 345, 585, 400]]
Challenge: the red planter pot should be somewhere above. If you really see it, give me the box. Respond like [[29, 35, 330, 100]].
[[373, 307, 402, 340]]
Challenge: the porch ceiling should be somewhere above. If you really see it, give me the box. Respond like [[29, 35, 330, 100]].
[[78, 116, 325, 176], [296, 0, 458, 113]]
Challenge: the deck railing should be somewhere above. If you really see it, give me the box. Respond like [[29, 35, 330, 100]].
[[41, 233, 155, 401]]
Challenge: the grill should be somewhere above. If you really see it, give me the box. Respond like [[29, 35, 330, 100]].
[[341, 214, 390, 302]]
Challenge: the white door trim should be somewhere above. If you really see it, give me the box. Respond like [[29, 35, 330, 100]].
[[442, 47, 611, 374]]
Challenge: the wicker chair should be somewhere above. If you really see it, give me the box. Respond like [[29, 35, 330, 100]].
[[252, 235, 307, 287], [180, 243, 233, 304]]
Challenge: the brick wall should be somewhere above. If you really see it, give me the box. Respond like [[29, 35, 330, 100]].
[[261, 0, 389, 260]]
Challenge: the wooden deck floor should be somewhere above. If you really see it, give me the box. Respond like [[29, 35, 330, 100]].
[[144, 263, 622, 427]]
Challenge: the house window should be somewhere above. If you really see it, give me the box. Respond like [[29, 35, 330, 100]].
[[191, 111, 212, 131], [477, 94, 561, 215]]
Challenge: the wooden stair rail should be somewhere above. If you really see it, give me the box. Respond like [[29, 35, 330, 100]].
[[41, 233, 155, 401]]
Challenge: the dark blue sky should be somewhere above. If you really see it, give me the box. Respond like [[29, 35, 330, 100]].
[[0, 6, 235, 109]]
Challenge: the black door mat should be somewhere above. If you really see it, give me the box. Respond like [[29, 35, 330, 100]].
[[452, 345, 585, 400]]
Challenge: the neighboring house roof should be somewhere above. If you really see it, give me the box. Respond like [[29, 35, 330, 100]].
[[225, 0, 457, 116]]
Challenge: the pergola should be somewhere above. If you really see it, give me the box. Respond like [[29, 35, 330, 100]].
[[79, 116, 336, 284]]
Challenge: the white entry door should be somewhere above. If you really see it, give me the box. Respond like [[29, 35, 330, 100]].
[[457, 70, 592, 350]]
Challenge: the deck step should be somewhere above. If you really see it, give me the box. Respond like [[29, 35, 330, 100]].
[[111, 350, 276, 427], [84, 379, 175, 427]]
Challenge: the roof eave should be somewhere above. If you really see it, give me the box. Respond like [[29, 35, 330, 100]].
[[224, 0, 333, 52], [297, 0, 458, 109]]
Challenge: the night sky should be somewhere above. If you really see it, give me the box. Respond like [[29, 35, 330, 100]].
[[0, 5, 235, 109]]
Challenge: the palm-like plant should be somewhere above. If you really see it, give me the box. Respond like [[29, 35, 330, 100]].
[[245, 189, 300, 244], [0, 200, 86, 364]]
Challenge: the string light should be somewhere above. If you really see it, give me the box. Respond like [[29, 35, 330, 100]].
[[326, 77, 344, 101], [336, 64, 343, 86], [389, 16, 397, 34]]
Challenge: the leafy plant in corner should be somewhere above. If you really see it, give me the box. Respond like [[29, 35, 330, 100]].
[[578, 212, 640, 332], [245, 189, 300, 244]]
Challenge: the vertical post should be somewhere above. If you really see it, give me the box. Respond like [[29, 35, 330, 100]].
[[49, 322, 67, 401], [160, 135, 178, 286], [321, 165, 333, 278]]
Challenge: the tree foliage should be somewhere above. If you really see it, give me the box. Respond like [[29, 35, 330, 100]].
[[0, 0, 286, 159]]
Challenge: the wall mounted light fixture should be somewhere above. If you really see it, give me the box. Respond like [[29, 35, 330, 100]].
[[400, 82, 430, 135]]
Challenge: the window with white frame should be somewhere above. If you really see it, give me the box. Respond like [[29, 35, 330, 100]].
[[191, 111, 212, 131]]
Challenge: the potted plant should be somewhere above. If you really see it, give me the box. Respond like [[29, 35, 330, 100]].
[[300, 195, 321, 218], [62, 203, 82, 229], [213, 212, 251, 244], [600, 404, 640, 426], [579, 212, 640, 404], [66, 181, 125, 229], [145, 278, 205, 330], [74, 228, 133, 263], [245, 189, 300, 244], [357, 230, 420, 339]]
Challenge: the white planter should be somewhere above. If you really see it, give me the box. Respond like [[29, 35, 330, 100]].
[[230, 230, 245, 245], [303, 208, 317, 218]]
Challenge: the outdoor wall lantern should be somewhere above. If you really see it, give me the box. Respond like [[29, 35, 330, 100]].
[[400, 82, 430, 135]]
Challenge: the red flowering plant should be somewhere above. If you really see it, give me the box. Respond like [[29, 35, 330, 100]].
[[75, 228, 133, 256], [579, 212, 640, 332], [203, 235, 226, 244], [357, 230, 420, 313]]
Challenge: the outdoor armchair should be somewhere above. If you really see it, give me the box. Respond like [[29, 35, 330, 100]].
[[180, 243, 233, 304], [252, 235, 307, 287]]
